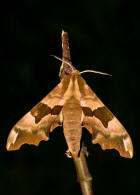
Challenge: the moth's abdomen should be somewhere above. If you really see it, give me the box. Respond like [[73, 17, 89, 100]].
[[62, 97, 82, 157], [63, 121, 82, 157]]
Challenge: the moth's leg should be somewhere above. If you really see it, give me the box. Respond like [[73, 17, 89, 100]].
[[50, 113, 63, 132], [82, 120, 93, 134]]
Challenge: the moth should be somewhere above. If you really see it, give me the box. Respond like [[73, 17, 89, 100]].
[[6, 60, 133, 158]]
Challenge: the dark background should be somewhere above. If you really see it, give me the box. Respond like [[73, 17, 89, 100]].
[[0, 0, 138, 195]]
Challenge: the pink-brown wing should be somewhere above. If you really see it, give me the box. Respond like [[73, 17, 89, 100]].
[[77, 76, 133, 158], [6, 76, 71, 151]]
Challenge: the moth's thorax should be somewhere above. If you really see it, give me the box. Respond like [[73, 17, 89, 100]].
[[63, 71, 84, 101]]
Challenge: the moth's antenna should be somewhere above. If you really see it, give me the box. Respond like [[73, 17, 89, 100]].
[[80, 70, 112, 76], [51, 55, 74, 71], [51, 55, 111, 76]]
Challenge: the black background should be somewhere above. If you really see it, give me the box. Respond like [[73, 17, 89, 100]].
[[0, 1, 138, 195]]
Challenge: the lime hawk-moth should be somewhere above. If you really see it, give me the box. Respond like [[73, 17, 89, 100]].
[[6, 61, 133, 158]]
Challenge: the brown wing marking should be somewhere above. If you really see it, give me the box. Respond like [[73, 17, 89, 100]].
[[31, 102, 51, 123], [82, 106, 113, 128], [78, 76, 133, 158]]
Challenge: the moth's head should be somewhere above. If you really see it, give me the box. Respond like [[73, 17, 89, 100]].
[[50, 55, 77, 79], [59, 61, 75, 78]]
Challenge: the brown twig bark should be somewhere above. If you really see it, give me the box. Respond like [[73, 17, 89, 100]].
[[59, 31, 75, 78], [73, 147, 93, 195], [60, 30, 94, 195]]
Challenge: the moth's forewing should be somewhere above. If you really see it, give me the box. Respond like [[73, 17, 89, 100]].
[[7, 112, 53, 150], [77, 76, 133, 158], [6, 81, 66, 151]]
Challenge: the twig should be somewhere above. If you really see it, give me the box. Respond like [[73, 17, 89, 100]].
[[60, 30, 94, 195], [59, 31, 75, 78], [73, 146, 93, 195]]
